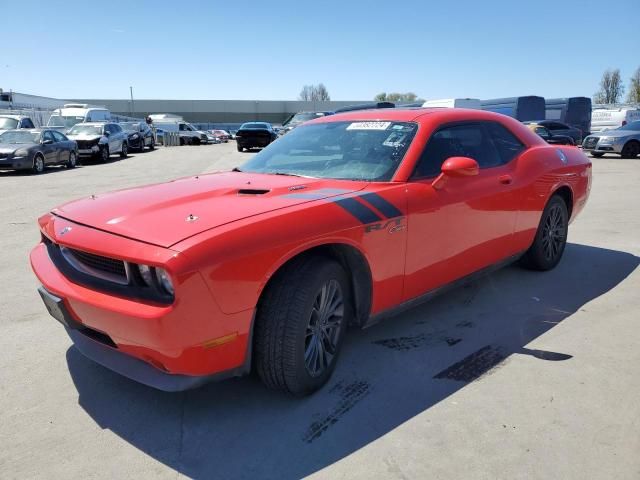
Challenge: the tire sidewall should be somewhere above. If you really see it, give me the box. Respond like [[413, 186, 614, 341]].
[[288, 261, 351, 394], [67, 152, 76, 168], [528, 195, 569, 270], [33, 155, 44, 173]]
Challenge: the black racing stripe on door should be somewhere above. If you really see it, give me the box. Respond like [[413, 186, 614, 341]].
[[334, 198, 382, 224], [359, 192, 403, 218]]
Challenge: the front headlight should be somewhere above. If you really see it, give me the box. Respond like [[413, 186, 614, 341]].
[[155, 268, 174, 295], [14, 148, 29, 157], [136, 264, 174, 296], [131, 134, 139, 139]]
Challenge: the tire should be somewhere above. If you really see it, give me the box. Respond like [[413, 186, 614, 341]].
[[590, 152, 604, 158], [100, 146, 109, 163], [66, 151, 77, 169], [149, 138, 155, 150], [32, 154, 45, 174], [254, 256, 351, 396], [520, 195, 568, 271], [120, 142, 128, 158], [179, 137, 185, 146], [237, 145, 243, 152], [620, 140, 640, 159]]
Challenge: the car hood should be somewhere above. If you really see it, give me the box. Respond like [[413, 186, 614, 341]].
[[67, 134, 102, 141], [590, 130, 638, 138], [51, 172, 368, 248], [0, 143, 34, 153]]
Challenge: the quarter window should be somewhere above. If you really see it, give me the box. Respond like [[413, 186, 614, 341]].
[[485, 123, 525, 163], [21, 118, 36, 128]]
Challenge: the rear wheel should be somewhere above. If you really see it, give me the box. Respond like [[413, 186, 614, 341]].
[[520, 195, 568, 271], [237, 145, 243, 152], [621, 141, 640, 159], [66, 151, 77, 169], [120, 142, 128, 158], [590, 152, 604, 158], [32, 154, 45, 174], [254, 256, 351, 396]]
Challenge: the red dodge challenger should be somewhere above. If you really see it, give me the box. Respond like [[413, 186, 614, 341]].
[[30, 108, 591, 395]]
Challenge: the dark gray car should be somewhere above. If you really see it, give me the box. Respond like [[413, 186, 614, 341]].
[[524, 120, 583, 144], [0, 129, 78, 174]]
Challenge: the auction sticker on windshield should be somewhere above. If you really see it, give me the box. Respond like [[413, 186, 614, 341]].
[[346, 122, 391, 130]]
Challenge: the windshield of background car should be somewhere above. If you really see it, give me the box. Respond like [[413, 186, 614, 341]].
[[121, 123, 140, 132], [285, 113, 325, 126], [0, 117, 19, 130], [618, 121, 640, 131], [0, 131, 39, 144], [240, 121, 418, 181], [67, 125, 103, 136], [240, 123, 270, 130], [48, 115, 84, 128]]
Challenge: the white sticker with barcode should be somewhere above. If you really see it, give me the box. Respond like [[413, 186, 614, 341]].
[[346, 122, 391, 130]]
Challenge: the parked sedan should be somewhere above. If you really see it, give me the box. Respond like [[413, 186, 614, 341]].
[[235, 122, 278, 151], [210, 130, 230, 142], [525, 120, 583, 144], [120, 122, 155, 151], [0, 129, 78, 174], [582, 121, 640, 158], [526, 123, 575, 145]]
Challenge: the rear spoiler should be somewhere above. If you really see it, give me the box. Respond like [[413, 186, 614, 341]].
[[334, 102, 396, 113]]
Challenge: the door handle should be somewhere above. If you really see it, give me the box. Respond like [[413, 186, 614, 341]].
[[499, 175, 513, 185]]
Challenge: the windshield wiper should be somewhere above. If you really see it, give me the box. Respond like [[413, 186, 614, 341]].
[[270, 172, 309, 178]]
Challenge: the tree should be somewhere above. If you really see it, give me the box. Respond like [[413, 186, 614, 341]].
[[627, 67, 640, 104], [593, 69, 625, 104], [373, 92, 418, 102], [298, 83, 331, 101]]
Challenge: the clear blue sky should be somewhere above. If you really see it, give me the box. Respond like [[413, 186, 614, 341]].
[[4, 0, 639, 101]]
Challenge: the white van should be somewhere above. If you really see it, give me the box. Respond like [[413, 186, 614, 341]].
[[47, 104, 111, 130], [422, 98, 482, 109], [148, 114, 213, 145], [590, 106, 640, 132]]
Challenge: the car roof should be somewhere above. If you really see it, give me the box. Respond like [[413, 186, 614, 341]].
[[0, 114, 29, 120], [71, 122, 109, 126], [307, 107, 510, 124]]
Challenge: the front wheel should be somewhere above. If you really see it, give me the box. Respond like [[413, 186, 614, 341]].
[[621, 141, 640, 159], [590, 152, 604, 158], [100, 146, 109, 162], [237, 145, 243, 152], [149, 138, 155, 150], [32, 154, 45, 174], [66, 151, 77, 169], [254, 256, 351, 396], [520, 195, 568, 271]]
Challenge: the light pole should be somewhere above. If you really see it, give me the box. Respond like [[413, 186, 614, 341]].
[[130, 86, 135, 116]]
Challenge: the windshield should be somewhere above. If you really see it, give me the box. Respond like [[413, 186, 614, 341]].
[[0, 131, 39, 144], [240, 122, 270, 130], [121, 123, 140, 132], [0, 117, 19, 130], [240, 121, 417, 181], [48, 115, 84, 128], [67, 125, 103, 136], [283, 112, 327, 127], [618, 121, 640, 131]]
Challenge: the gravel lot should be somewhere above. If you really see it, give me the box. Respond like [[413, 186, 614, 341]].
[[1, 144, 638, 479]]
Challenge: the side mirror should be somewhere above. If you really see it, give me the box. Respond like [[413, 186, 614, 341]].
[[42, 139, 54, 145], [104, 131, 110, 137], [432, 156, 479, 189]]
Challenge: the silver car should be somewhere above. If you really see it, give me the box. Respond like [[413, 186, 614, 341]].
[[582, 120, 640, 158]]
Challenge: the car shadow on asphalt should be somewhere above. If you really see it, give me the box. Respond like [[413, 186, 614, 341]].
[[66, 243, 639, 480]]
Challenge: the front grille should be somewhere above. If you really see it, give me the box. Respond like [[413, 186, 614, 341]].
[[584, 137, 598, 148], [76, 140, 96, 149], [67, 248, 126, 277]]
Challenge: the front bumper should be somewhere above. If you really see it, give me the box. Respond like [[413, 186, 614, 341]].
[[0, 156, 31, 170], [582, 137, 624, 154], [77, 145, 100, 157], [30, 219, 254, 390]]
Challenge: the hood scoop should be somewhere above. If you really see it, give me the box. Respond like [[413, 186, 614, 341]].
[[237, 188, 270, 195]]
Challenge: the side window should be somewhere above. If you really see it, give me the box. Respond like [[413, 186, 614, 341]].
[[43, 131, 55, 143], [179, 123, 186, 131], [103, 125, 112, 135], [412, 123, 502, 178], [21, 118, 36, 128], [485, 122, 525, 163], [52, 131, 67, 142], [111, 124, 122, 133]]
